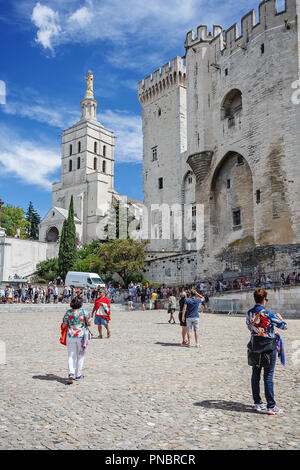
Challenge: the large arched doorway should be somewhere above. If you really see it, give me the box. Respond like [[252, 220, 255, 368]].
[[210, 152, 254, 249], [46, 226, 59, 242]]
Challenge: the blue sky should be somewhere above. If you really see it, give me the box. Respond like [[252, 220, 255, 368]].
[[0, 0, 286, 218]]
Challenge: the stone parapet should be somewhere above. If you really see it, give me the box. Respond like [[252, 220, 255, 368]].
[[138, 57, 186, 104], [185, 0, 297, 58]]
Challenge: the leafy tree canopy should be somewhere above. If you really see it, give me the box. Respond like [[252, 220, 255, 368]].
[[91, 239, 148, 286], [1, 204, 30, 238]]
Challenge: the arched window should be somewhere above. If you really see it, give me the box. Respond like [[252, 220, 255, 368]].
[[69, 160, 72, 172], [103, 145, 106, 157], [69, 144, 72, 156], [78, 141, 81, 153], [93, 157, 97, 170], [221, 89, 242, 124], [77, 157, 80, 170], [94, 142, 97, 154], [102, 160, 106, 173], [46, 226, 59, 243]]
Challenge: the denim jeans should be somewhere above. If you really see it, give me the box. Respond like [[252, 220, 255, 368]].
[[251, 348, 277, 409]]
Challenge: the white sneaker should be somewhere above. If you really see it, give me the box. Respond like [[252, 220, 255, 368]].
[[267, 406, 283, 415], [254, 403, 266, 412], [196, 344, 201, 348]]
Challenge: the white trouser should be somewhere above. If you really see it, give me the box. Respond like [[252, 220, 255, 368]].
[[67, 336, 85, 377]]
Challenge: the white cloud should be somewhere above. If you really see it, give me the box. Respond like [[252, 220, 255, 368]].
[[68, 6, 92, 28], [26, 0, 259, 70], [0, 125, 60, 190], [31, 2, 61, 53], [3, 99, 80, 129]]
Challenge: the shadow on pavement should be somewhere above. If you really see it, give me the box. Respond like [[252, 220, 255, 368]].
[[156, 341, 182, 347], [194, 400, 259, 414], [32, 374, 69, 385]]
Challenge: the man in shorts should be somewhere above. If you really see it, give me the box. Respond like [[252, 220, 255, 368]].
[[91, 289, 111, 338], [182, 290, 205, 348]]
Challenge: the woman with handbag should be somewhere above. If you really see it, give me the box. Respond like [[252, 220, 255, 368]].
[[61, 296, 91, 384], [246, 289, 287, 415]]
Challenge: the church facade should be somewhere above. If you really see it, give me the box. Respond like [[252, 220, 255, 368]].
[[138, 0, 300, 284]]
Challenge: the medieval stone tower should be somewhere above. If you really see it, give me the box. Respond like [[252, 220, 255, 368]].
[[139, 0, 300, 284], [138, 58, 199, 254]]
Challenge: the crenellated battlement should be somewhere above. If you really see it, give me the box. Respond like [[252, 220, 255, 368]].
[[138, 56, 186, 105], [185, 24, 223, 48], [185, 0, 297, 57]]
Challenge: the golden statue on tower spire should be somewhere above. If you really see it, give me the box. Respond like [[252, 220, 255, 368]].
[[85, 70, 94, 97]]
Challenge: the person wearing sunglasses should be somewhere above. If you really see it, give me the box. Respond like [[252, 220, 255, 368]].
[[246, 289, 287, 415]]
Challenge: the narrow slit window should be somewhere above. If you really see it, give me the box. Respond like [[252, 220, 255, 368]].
[[256, 190, 261, 204], [158, 177, 163, 189], [77, 157, 80, 169], [93, 157, 97, 170], [78, 141, 81, 153], [152, 146, 158, 161], [102, 160, 106, 173], [69, 160, 72, 172], [69, 144, 72, 156], [233, 209, 241, 227]]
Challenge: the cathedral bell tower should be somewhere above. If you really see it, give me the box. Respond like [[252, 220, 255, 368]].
[[39, 70, 116, 244]]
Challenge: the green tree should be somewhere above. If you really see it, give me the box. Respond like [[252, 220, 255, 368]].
[[1, 204, 30, 238], [26, 201, 41, 239], [58, 196, 78, 280], [36, 258, 59, 281], [92, 239, 148, 286]]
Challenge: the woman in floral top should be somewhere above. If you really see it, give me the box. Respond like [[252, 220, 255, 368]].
[[62, 296, 91, 384]]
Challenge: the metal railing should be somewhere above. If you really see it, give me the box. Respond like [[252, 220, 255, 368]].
[[210, 298, 241, 315]]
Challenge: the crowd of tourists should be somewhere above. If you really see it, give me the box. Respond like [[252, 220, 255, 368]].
[[60, 281, 288, 416], [0, 283, 119, 305], [209, 272, 300, 293]]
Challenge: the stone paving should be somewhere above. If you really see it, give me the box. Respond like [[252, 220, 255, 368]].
[[0, 304, 300, 450]]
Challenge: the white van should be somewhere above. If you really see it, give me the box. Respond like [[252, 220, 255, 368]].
[[65, 272, 105, 289]]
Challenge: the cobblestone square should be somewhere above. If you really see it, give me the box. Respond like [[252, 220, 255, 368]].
[[0, 305, 300, 450]]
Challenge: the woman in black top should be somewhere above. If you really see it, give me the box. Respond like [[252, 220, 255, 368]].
[[179, 292, 188, 346]]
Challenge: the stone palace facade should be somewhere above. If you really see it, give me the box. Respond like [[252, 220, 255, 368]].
[[138, 0, 300, 284]]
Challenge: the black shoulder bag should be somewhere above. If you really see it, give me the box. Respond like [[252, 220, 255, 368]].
[[247, 310, 276, 368]]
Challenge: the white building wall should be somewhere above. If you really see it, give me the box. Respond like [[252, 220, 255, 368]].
[[0, 236, 58, 281]]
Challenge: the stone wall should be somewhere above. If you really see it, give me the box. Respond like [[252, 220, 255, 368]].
[[0, 236, 59, 281], [210, 285, 300, 319], [144, 243, 300, 286], [143, 251, 197, 285]]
